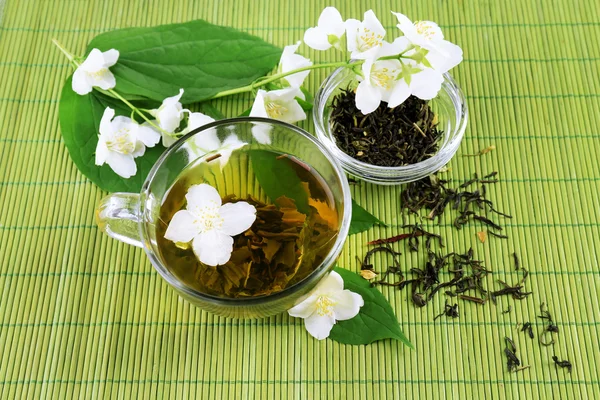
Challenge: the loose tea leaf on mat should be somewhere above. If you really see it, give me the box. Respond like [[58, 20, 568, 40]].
[[329, 89, 443, 166]]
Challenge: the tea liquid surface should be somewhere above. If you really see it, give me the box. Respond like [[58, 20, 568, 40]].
[[156, 149, 339, 298]]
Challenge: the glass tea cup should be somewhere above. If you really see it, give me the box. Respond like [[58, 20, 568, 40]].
[[95, 117, 352, 319]]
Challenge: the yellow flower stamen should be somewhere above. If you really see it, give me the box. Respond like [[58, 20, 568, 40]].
[[358, 28, 383, 51], [265, 101, 288, 118], [371, 67, 397, 90], [315, 295, 337, 317], [88, 68, 110, 81], [415, 22, 436, 40], [105, 127, 136, 154]]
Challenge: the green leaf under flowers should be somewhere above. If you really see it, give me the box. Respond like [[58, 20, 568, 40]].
[[349, 199, 386, 235], [329, 267, 413, 347], [59, 76, 166, 192], [86, 19, 282, 103], [250, 149, 310, 214]]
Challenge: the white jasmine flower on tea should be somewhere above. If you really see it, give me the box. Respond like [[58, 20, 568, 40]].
[[393, 12, 463, 73], [278, 41, 313, 88], [147, 88, 186, 146], [95, 107, 161, 178], [72, 48, 119, 95], [164, 183, 257, 266], [345, 10, 386, 59], [249, 87, 306, 124], [288, 271, 364, 340], [304, 7, 346, 51]]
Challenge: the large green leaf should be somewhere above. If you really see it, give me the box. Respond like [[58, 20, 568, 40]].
[[59, 77, 166, 192], [250, 150, 310, 214], [329, 267, 413, 348], [86, 19, 282, 103], [349, 199, 386, 235]]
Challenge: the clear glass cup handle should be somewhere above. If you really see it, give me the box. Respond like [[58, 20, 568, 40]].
[[95, 193, 143, 248]]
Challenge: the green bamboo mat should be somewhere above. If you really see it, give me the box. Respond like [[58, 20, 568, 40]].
[[1, 0, 600, 398]]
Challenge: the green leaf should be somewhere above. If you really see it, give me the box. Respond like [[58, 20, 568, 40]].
[[295, 96, 313, 112], [349, 199, 386, 235], [59, 77, 166, 192], [250, 150, 310, 214], [329, 267, 413, 348], [198, 102, 226, 120], [86, 19, 282, 103]]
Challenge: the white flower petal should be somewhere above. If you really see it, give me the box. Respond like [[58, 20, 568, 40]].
[[219, 201, 257, 236], [313, 271, 345, 296], [318, 6, 345, 37], [304, 313, 335, 340], [191, 128, 221, 154], [426, 40, 463, 73], [355, 80, 382, 114], [187, 112, 215, 132], [164, 210, 200, 243], [303, 27, 331, 51], [102, 49, 119, 67], [281, 44, 312, 88], [268, 87, 302, 102], [99, 107, 116, 136], [111, 116, 134, 132], [192, 230, 234, 266], [94, 70, 116, 90], [287, 294, 318, 318], [415, 21, 444, 41], [363, 10, 386, 37], [95, 138, 109, 165], [138, 122, 162, 147], [379, 37, 411, 58], [331, 290, 364, 321], [163, 88, 184, 107], [392, 12, 416, 35], [72, 68, 94, 95], [80, 48, 105, 72], [251, 123, 272, 145], [282, 99, 306, 123], [131, 140, 146, 158], [161, 131, 178, 147], [345, 19, 361, 52], [249, 90, 269, 118], [106, 152, 137, 178], [217, 134, 247, 168], [157, 105, 183, 132], [410, 69, 444, 100], [186, 183, 222, 211], [387, 80, 411, 108]]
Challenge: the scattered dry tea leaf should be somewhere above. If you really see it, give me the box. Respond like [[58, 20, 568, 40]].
[[464, 145, 496, 157], [360, 269, 378, 280], [477, 231, 487, 243], [438, 166, 452, 173]]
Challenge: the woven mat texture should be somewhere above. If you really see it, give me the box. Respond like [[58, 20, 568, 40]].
[[0, 0, 599, 398]]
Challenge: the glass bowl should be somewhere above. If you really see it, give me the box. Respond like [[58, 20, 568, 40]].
[[313, 67, 468, 185]]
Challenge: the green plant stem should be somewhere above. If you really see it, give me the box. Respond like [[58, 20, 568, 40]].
[[51, 39, 172, 137], [210, 61, 363, 99]]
